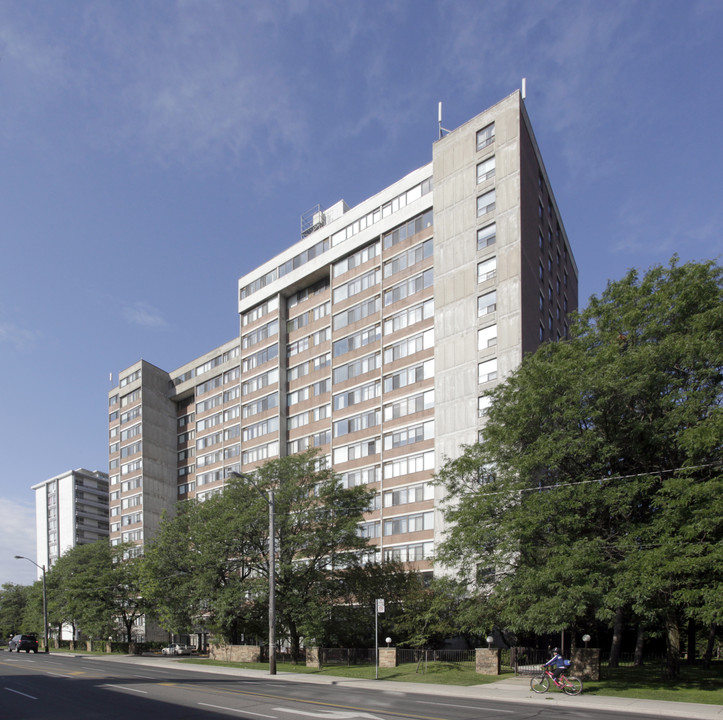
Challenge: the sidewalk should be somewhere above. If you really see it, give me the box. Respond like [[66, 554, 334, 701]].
[[86, 653, 723, 720]]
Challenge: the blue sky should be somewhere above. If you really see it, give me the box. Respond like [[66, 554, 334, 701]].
[[1, 0, 721, 586]]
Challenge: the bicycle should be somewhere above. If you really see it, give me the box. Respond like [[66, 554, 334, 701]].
[[530, 666, 583, 695]]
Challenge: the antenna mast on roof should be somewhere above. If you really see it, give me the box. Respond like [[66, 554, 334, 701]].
[[438, 102, 451, 140]]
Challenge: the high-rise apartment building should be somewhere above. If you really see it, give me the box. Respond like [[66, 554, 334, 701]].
[[108, 90, 578, 579], [33, 468, 110, 575]]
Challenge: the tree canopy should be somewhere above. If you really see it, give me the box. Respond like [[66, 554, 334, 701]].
[[435, 257, 723, 675], [141, 449, 374, 657], [43, 541, 149, 642], [0, 583, 31, 640]]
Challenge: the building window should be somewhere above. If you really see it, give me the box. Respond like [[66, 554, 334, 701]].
[[476, 156, 495, 184], [383, 420, 434, 451], [333, 379, 381, 411], [477, 223, 496, 250], [383, 238, 433, 279], [384, 329, 434, 365], [242, 295, 279, 327], [383, 298, 434, 335], [478, 290, 496, 316], [333, 241, 380, 278], [478, 395, 492, 417], [333, 409, 381, 438], [242, 318, 278, 349], [383, 389, 434, 421], [478, 358, 498, 383], [384, 511, 434, 536], [476, 123, 495, 150], [382, 209, 433, 251], [477, 189, 496, 218], [333, 268, 380, 303], [477, 256, 497, 283], [383, 269, 433, 307], [478, 324, 497, 350], [333, 325, 381, 358], [333, 296, 381, 331], [333, 352, 380, 384], [383, 450, 434, 479], [383, 359, 434, 393]]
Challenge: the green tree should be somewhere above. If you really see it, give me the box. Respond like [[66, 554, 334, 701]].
[[0, 583, 31, 640], [47, 541, 150, 642], [328, 561, 425, 648], [436, 257, 723, 677], [142, 449, 374, 658]]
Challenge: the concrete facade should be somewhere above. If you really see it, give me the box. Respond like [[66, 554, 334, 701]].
[[33, 468, 109, 576], [107, 89, 578, 580]]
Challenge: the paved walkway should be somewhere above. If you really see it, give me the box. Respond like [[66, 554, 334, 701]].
[[86, 654, 723, 720]]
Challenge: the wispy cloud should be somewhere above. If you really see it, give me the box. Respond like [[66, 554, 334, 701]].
[[121, 302, 167, 329], [613, 197, 723, 263], [0, 498, 37, 587], [0, 1, 312, 167], [0, 320, 37, 351]]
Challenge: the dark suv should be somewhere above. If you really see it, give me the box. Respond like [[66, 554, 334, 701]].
[[8, 634, 39, 653]]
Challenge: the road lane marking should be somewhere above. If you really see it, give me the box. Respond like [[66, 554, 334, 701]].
[[101, 684, 148, 694], [199, 702, 276, 717], [275, 709, 389, 720], [46, 671, 72, 677], [5, 687, 38, 699], [416, 700, 515, 713]]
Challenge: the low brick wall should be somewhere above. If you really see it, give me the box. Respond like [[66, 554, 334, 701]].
[[476, 648, 501, 675], [209, 644, 261, 663]]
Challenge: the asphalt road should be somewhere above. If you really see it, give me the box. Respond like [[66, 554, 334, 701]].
[[0, 652, 668, 720]]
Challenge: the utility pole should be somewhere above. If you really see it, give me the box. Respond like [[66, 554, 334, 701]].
[[230, 472, 276, 675]]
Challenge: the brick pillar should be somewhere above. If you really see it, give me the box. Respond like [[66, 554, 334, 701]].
[[476, 647, 501, 675], [379, 647, 397, 668], [571, 648, 600, 681], [306, 647, 321, 668]]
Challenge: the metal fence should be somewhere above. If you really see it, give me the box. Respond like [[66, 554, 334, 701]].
[[600, 651, 666, 668], [319, 647, 376, 666], [316, 647, 515, 673], [510, 648, 549, 674], [397, 648, 476, 669]]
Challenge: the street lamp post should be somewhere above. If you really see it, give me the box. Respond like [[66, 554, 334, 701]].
[[15, 555, 49, 653], [230, 471, 276, 675]]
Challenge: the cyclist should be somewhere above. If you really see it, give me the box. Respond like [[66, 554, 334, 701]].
[[543, 647, 567, 683]]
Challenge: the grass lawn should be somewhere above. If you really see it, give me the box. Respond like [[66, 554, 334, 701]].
[[181, 657, 723, 704], [584, 664, 723, 706], [180, 658, 509, 685]]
